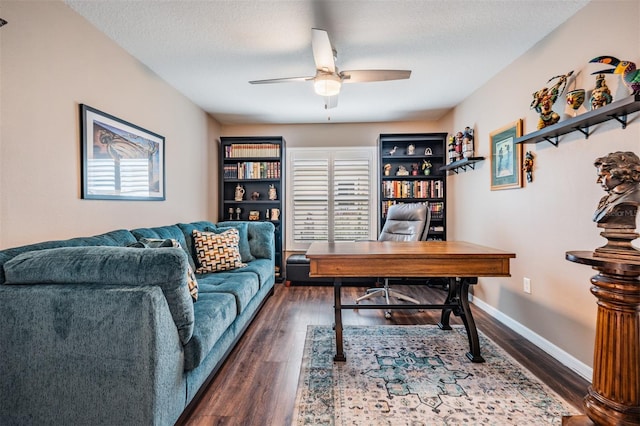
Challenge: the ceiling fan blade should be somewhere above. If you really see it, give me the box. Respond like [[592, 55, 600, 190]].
[[324, 95, 339, 109], [249, 76, 315, 84], [311, 28, 336, 73], [341, 69, 411, 83]]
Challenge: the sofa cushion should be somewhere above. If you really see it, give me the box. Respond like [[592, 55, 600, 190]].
[[3, 246, 195, 345], [176, 221, 217, 266], [0, 229, 137, 284], [182, 291, 237, 371], [192, 229, 246, 273], [205, 223, 254, 262], [206, 258, 274, 289], [196, 271, 260, 315], [219, 221, 275, 260], [128, 238, 199, 302], [131, 225, 194, 269]]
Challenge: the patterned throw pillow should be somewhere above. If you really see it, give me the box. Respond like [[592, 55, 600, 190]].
[[192, 229, 247, 273], [128, 238, 199, 302]]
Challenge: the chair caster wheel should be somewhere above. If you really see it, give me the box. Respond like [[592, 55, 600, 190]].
[[384, 311, 391, 319]]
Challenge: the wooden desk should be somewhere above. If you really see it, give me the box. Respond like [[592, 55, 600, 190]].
[[306, 241, 515, 363]]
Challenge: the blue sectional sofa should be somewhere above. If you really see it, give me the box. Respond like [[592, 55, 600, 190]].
[[0, 220, 276, 426]]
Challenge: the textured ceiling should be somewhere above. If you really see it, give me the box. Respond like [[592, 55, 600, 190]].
[[64, 0, 590, 125]]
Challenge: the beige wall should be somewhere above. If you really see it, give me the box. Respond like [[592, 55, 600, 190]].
[[447, 0, 639, 374], [221, 120, 451, 148], [222, 1, 640, 378], [0, 1, 221, 248]]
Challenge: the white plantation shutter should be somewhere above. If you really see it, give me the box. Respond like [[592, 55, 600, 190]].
[[333, 159, 371, 241], [292, 157, 330, 242], [287, 148, 377, 250]]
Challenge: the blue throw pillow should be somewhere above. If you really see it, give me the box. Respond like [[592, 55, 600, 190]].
[[205, 223, 254, 262]]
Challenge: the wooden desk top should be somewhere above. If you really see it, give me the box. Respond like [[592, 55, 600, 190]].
[[306, 241, 516, 278]]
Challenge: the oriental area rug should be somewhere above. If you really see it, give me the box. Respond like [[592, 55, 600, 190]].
[[292, 325, 579, 425]]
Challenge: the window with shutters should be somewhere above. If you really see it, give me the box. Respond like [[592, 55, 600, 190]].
[[286, 147, 377, 251]]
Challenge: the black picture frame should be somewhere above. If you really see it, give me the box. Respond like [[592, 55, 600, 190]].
[[80, 104, 165, 201]]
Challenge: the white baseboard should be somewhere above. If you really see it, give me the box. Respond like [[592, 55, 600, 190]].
[[470, 295, 592, 382]]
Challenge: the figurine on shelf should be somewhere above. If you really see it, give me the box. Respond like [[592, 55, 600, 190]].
[[388, 146, 398, 155], [235, 207, 241, 220], [234, 184, 245, 201], [565, 88, 586, 117], [590, 56, 640, 94], [407, 144, 415, 155], [530, 70, 573, 129], [523, 151, 534, 183], [411, 163, 419, 176], [270, 208, 280, 221], [462, 127, 474, 158], [251, 191, 260, 200], [424, 147, 433, 156], [447, 136, 456, 163], [268, 184, 277, 200], [396, 165, 409, 176], [421, 159, 432, 175], [589, 73, 613, 110], [249, 210, 260, 221], [384, 163, 391, 176], [228, 207, 234, 221], [454, 131, 463, 160]]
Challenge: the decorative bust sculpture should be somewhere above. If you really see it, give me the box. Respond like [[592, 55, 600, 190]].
[[592, 151, 640, 259]]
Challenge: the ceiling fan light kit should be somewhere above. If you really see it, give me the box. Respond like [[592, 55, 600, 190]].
[[314, 73, 342, 97], [249, 28, 411, 109]]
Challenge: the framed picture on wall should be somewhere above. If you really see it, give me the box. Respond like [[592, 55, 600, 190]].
[[80, 104, 165, 201], [490, 119, 523, 190]]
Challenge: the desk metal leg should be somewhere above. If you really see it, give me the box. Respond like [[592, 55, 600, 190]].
[[333, 278, 346, 362], [438, 277, 484, 363], [457, 278, 484, 363], [438, 277, 457, 330]]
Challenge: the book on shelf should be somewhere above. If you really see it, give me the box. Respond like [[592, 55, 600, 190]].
[[381, 200, 444, 219], [224, 143, 281, 158], [381, 180, 444, 199], [224, 161, 281, 179]]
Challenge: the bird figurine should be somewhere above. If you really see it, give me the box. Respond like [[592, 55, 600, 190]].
[[590, 56, 640, 94], [388, 146, 398, 155]]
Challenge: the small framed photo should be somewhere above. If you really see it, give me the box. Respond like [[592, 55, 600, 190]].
[[80, 104, 165, 201], [490, 119, 523, 190]]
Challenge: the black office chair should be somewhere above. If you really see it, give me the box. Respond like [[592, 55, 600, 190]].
[[356, 202, 430, 318]]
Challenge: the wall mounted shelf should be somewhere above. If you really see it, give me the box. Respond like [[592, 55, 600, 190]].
[[514, 93, 640, 147], [440, 157, 485, 173]]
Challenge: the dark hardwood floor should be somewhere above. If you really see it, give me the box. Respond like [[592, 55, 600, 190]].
[[183, 283, 590, 425]]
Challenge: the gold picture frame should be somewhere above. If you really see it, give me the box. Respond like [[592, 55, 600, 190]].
[[490, 119, 523, 190]]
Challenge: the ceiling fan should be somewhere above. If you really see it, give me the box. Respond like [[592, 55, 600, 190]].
[[249, 28, 411, 109]]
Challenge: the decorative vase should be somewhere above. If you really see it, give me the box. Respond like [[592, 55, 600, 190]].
[[424, 169, 431, 176]]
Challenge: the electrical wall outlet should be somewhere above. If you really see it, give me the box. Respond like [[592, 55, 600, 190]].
[[523, 277, 531, 294]]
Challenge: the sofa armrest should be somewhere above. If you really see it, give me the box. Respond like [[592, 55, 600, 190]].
[[0, 284, 186, 425]]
